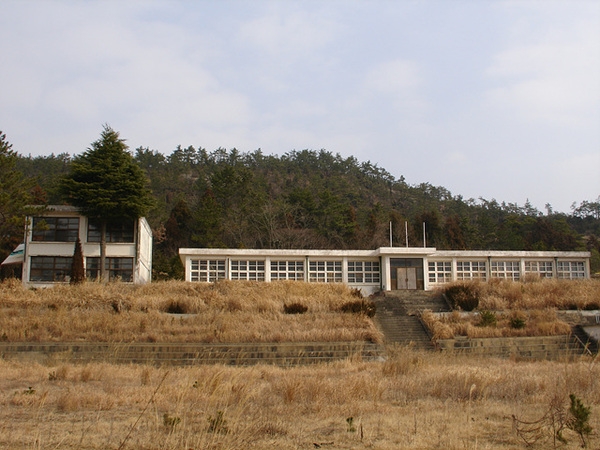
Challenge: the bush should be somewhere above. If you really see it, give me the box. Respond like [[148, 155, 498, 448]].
[[478, 310, 497, 327], [283, 303, 308, 314], [509, 311, 527, 329], [163, 300, 188, 314], [444, 283, 480, 311], [339, 299, 377, 317]]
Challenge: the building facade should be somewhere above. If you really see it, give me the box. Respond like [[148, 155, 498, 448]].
[[179, 247, 591, 295], [21, 206, 152, 287]]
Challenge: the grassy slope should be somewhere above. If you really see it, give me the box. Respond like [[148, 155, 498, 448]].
[[0, 279, 382, 343], [424, 278, 600, 339]]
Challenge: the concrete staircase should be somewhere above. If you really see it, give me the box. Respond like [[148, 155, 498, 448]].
[[373, 290, 450, 350]]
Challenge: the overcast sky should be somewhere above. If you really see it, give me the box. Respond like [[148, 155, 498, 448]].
[[1, 0, 598, 213]]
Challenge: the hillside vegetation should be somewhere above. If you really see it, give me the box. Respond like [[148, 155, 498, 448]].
[[13, 146, 600, 279]]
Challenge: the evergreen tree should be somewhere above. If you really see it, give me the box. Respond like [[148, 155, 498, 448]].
[[70, 238, 85, 284], [0, 131, 37, 261], [60, 125, 154, 281]]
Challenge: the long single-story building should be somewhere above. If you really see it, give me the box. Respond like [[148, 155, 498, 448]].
[[179, 247, 591, 295]]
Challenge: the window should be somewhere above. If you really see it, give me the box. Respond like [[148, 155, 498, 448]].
[[491, 261, 520, 280], [86, 257, 133, 282], [32, 217, 79, 242], [557, 261, 586, 279], [308, 261, 342, 283], [270, 261, 304, 281], [525, 261, 554, 278], [29, 256, 72, 282], [190, 259, 226, 282], [231, 260, 265, 281], [456, 261, 487, 280], [428, 261, 452, 283], [347, 261, 380, 283], [88, 220, 134, 243]]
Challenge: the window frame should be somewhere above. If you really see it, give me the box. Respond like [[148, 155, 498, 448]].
[[524, 261, 554, 278], [308, 260, 342, 283], [29, 256, 73, 282], [490, 261, 521, 281], [428, 261, 452, 284], [32, 217, 80, 242], [270, 260, 305, 281], [456, 261, 487, 280], [230, 260, 265, 281], [347, 260, 380, 284], [86, 257, 134, 282], [87, 220, 135, 243], [557, 261, 586, 279], [190, 259, 226, 282]]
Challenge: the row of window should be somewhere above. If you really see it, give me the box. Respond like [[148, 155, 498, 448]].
[[428, 260, 586, 283], [32, 217, 134, 243], [189, 259, 381, 284], [29, 256, 133, 282]]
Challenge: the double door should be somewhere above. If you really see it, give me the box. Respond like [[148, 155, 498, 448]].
[[397, 267, 417, 290]]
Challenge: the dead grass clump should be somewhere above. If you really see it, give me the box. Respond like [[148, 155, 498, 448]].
[[444, 282, 481, 311], [339, 299, 377, 317], [283, 302, 308, 314], [382, 345, 424, 376]]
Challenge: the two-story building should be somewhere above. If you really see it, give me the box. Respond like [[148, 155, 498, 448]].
[[17, 206, 152, 287]]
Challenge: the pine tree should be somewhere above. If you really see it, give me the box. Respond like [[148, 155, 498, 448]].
[[0, 131, 37, 261], [60, 125, 154, 281]]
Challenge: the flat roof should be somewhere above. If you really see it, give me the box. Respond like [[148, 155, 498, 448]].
[[179, 247, 590, 259]]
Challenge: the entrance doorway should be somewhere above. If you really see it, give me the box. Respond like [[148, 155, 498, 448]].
[[390, 258, 424, 290], [397, 267, 417, 290]]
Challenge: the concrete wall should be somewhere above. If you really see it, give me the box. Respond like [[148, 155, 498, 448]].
[[0, 342, 384, 366], [436, 335, 584, 359]]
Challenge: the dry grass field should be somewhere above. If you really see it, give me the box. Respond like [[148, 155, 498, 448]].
[[0, 278, 599, 449], [423, 278, 600, 340], [1, 349, 599, 449], [0, 280, 381, 343]]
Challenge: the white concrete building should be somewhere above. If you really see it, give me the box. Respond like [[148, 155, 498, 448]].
[[179, 247, 591, 294], [19, 206, 152, 287]]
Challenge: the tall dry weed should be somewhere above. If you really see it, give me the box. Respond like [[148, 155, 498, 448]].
[[0, 354, 599, 449], [0, 280, 381, 344]]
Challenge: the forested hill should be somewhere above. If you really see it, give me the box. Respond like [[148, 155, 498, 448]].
[[15, 147, 600, 278]]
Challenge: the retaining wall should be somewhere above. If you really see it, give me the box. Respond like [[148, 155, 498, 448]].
[[436, 335, 584, 360], [0, 341, 384, 366]]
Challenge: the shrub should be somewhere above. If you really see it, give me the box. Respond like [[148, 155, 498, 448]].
[[444, 283, 480, 311], [583, 302, 600, 311], [478, 310, 497, 327], [283, 303, 308, 314], [509, 311, 527, 329], [163, 300, 188, 314], [339, 299, 376, 317]]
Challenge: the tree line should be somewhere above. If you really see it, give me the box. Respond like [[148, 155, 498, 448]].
[[2, 129, 599, 279]]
